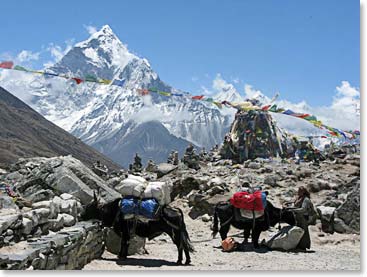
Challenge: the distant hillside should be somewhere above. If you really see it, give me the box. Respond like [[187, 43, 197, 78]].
[[0, 86, 120, 170], [92, 120, 195, 168]]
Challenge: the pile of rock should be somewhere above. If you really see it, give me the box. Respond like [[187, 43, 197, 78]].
[[1, 156, 120, 205], [182, 144, 200, 170], [0, 193, 82, 248], [0, 221, 103, 270]]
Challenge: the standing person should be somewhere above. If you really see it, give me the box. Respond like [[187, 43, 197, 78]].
[[287, 186, 314, 250]]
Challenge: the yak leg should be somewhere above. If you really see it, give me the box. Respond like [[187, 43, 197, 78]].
[[174, 230, 184, 265], [166, 229, 183, 265], [242, 228, 250, 244], [184, 249, 191, 265], [118, 222, 130, 260], [219, 224, 231, 241], [251, 227, 261, 248]]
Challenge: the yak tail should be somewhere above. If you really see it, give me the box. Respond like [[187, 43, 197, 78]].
[[212, 204, 219, 239], [178, 208, 195, 253]]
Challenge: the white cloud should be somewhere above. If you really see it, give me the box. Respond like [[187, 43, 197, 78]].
[[191, 76, 199, 82], [332, 81, 360, 114], [204, 76, 360, 138], [231, 77, 240, 84], [46, 39, 74, 64], [213, 73, 233, 92], [200, 86, 213, 95], [16, 50, 40, 62], [84, 24, 98, 35], [244, 84, 265, 100], [130, 95, 165, 124]]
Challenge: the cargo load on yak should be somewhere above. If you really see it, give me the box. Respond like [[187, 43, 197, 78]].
[[230, 189, 267, 220], [115, 175, 172, 221], [220, 107, 294, 163]]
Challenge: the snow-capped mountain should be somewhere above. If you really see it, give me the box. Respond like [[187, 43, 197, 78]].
[[0, 25, 233, 167]]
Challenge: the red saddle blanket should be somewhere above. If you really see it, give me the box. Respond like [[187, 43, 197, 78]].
[[230, 191, 265, 211]]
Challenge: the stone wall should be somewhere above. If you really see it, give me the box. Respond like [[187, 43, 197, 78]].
[[0, 221, 103, 270]]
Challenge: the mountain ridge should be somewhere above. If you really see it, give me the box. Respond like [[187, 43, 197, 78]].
[[0, 86, 121, 170]]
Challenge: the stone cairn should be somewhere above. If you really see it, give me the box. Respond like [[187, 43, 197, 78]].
[[145, 159, 158, 172], [167, 150, 179, 165], [182, 144, 200, 170], [129, 153, 143, 173], [220, 109, 293, 163]]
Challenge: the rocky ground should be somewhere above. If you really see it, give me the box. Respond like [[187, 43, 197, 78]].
[[84, 202, 360, 270], [0, 152, 361, 270]]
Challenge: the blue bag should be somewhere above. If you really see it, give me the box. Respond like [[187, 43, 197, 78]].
[[120, 197, 139, 216], [261, 192, 267, 209], [139, 198, 160, 219]]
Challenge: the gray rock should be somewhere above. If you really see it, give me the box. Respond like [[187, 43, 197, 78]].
[[206, 185, 225, 196], [335, 183, 360, 233], [60, 193, 74, 200], [264, 175, 280, 187], [266, 226, 304, 251], [60, 199, 78, 217], [21, 217, 33, 235], [156, 163, 177, 178], [201, 214, 211, 222], [333, 217, 350, 234], [48, 214, 64, 232], [248, 162, 261, 170], [0, 211, 22, 234], [32, 200, 58, 219], [208, 177, 225, 187], [189, 194, 231, 219], [33, 208, 51, 225], [0, 195, 19, 210], [317, 206, 336, 233], [104, 228, 146, 255], [4, 156, 120, 205], [59, 213, 76, 227]]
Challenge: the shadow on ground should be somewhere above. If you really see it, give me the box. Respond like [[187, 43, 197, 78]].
[[101, 257, 179, 267]]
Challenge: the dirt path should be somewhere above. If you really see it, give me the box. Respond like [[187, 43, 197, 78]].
[[83, 214, 360, 271]]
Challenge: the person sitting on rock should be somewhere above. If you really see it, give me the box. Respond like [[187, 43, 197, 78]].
[[285, 186, 315, 250]]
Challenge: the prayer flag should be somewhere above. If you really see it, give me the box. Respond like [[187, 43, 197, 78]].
[[0, 61, 13, 69], [85, 74, 98, 82], [100, 79, 112, 85], [213, 101, 222, 109], [13, 65, 28, 71], [158, 91, 171, 96], [137, 89, 150, 96], [294, 113, 310, 119], [304, 115, 317, 121], [282, 109, 295, 115], [112, 79, 125, 87], [172, 93, 183, 97], [261, 105, 271, 111], [72, 78, 84, 85], [192, 95, 204, 100], [43, 72, 59, 77], [269, 105, 278, 112]]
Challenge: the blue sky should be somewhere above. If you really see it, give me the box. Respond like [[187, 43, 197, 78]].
[[0, 0, 359, 106]]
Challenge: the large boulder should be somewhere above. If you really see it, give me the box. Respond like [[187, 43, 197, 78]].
[[156, 163, 177, 178], [2, 156, 120, 205], [104, 228, 146, 255], [316, 206, 336, 233], [335, 183, 360, 233], [266, 226, 304, 251]]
